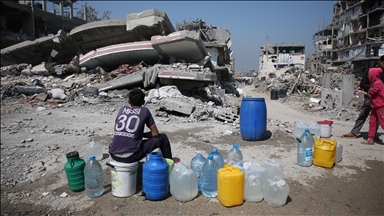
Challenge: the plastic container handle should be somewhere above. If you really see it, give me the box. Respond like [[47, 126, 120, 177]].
[[146, 153, 150, 162], [106, 162, 114, 168], [70, 159, 75, 168]]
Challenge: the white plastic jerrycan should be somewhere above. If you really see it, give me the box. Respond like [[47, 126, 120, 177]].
[[263, 175, 290, 207], [84, 138, 103, 161], [170, 161, 198, 202]]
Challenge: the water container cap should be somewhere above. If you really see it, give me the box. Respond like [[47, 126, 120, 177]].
[[233, 143, 240, 148], [249, 175, 256, 181], [305, 129, 310, 132], [66, 151, 79, 158], [212, 148, 218, 153], [89, 155, 96, 160], [207, 154, 213, 160], [317, 120, 333, 125], [277, 180, 286, 187]]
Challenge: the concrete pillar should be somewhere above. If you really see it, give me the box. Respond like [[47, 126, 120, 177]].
[[60, 1, 63, 16], [42, 0, 46, 11], [341, 74, 355, 109], [83, 5, 87, 21], [69, 4, 73, 19], [322, 72, 331, 89]]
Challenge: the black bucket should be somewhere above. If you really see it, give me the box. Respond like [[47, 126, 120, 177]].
[[271, 89, 279, 100]]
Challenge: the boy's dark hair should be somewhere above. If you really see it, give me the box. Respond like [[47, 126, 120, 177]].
[[129, 89, 145, 106], [380, 55, 384, 61]]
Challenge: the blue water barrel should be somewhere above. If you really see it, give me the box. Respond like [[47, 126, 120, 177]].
[[142, 152, 169, 200], [240, 98, 267, 141]]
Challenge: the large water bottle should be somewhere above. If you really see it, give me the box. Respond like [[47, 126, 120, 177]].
[[294, 121, 307, 138], [170, 162, 198, 201], [64, 151, 85, 192], [227, 143, 243, 167], [190, 151, 207, 191], [201, 154, 218, 198], [210, 147, 224, 169], [142, 152, 169, 201], [244, 168, 264, 202], [308, 122, 321, 139], [247, 163, 268, 190], [264, 175, 290, 207], [84, 155, 104, 198], [84, 138, 103, 161], [297, 129, 313, 167], [262, 158, 283, 180]]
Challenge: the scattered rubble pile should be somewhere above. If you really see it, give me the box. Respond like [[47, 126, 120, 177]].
[[255, 66, 362, 122]]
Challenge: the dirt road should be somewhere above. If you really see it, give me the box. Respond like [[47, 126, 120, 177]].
[[1, 85, 383, 215]]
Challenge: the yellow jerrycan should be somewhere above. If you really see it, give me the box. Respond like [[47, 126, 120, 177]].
[[312, 138, 337, 168], [217, 164, 244, 207]]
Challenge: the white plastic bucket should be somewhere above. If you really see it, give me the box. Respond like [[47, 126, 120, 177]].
[[108, 160, 139, 197], [317, 120, 333, 138]]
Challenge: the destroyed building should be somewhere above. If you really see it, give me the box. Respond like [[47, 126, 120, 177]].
[[258, 41, 305, 80], [1, 6, 235, 91], [311, 0, 384, 75], [1, 0, 85, 49]]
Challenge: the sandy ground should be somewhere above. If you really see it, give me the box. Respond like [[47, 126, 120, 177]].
[[1, 84, 383, 215]]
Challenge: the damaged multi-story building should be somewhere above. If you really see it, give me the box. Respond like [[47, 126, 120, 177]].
[[311, 0, 384, 76], [258, 41, 305, 79], [1, 0, 85, 49]]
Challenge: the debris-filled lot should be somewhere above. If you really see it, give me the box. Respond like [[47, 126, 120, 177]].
[[1, 7, 383, 216], [1, 75, 383, 215]]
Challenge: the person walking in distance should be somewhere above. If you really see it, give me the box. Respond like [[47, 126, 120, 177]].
[[356, 67, 384, 144], [109, 88, 173, 163], [341, 56, 384, 139]]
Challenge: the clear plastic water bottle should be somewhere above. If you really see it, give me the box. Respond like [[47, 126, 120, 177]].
[[335, 144, 343, 163], [247, 163, 268, 190], [190, 151, 207, 191], [294, 121, 307, 138], [297, 129, 313, 167], [227, 143, 243, 167], [201, 154, 218, 198], [170, 162, 198, 201], [210, 147, 224, 169], [264, 175, 290, 207], [84, 138, 103, 161], [308, 130, 315, 153], [244, 168, 264, 202], [308, 122, 321, 139], [262, 158, 283, 180], [84, 155, 104, 198]]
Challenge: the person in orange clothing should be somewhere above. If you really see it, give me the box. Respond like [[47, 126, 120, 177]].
[[356, 66, 384, 145]]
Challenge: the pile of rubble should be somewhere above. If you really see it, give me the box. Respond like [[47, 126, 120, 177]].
[[255, 66, 362, 122]]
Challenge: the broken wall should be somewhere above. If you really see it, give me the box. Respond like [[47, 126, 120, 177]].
[[321, 73, 354, 109]]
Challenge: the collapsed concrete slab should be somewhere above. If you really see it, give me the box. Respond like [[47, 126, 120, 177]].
[[97, 72, 144, 92], [151, 30, 208, 63], [159, 98, 195, 115], [79, 41, 160, 70], [158, 70, 217, 81], [1, 9, 175, 67], [126, 9, 175, 34]]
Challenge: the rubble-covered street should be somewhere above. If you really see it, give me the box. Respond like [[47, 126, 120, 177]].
[[1, 3, 383, 216], [1, 71, 383, 215]]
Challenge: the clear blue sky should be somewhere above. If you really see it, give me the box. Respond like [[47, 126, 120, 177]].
[[63, 1, 335, 70]]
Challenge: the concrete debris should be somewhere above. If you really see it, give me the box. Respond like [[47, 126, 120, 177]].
[[214, 108, 239, 123], [49, 89, 66, 100], [15, 85, 48, 96], [159, 98, 196, 116]]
